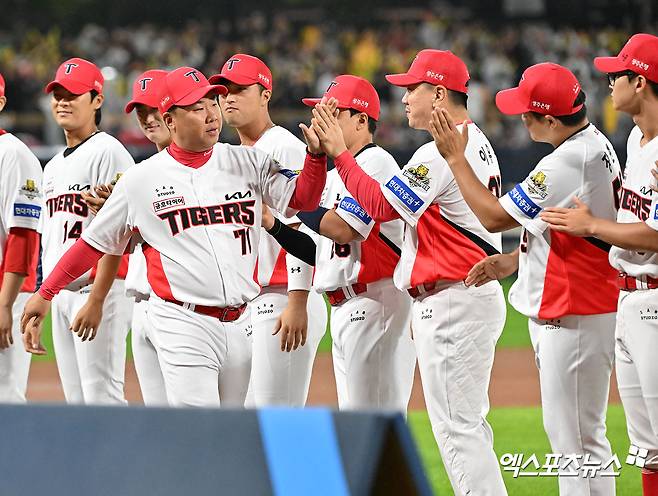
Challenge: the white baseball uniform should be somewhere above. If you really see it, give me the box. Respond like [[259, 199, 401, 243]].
[[81, 142, 303, 407], [314, 143, 414, 412], [0, 132, 42, 402], [247, 125, 326, 407], [124, 223, 167, 406], [379, 123, 507, 496], [610, 125, 658, 471], [500, 123, 621, 496], [42, 131, 134, 405]]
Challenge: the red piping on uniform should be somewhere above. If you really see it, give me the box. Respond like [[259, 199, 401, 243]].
[[333, 150, 399, 222], [38, 239, 104, 301], [166, 141, 213, 169], [288, 152, 328, 211]]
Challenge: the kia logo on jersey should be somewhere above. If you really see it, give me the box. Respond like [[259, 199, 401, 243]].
[[225, 190, 252, 201], [68, 184, 91, 191]]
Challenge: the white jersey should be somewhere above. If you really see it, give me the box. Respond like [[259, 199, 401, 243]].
[[499, 124, 621, 319], [0, 132, 43, 292], [380, 123, 502, 290], [42, 132, 134, 290], [124, 237, 151, 299], [82, 143, 299, 307], [252, 125, 310, 287], [314, 144, 404, 292], [611, 126, 658, 278]]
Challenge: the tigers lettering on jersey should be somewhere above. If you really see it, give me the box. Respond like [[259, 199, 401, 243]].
[[620, 187, 652, 221], [158, 200, 256, 236], [46, 193, 89, 217]]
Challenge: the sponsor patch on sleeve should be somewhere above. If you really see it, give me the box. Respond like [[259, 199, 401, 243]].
[[506, 184, 542, 219], [654, 203, 658, 221], [384, 176, 424, 213], [338, 197, 372, 224], [277, 169, 299, 180], [13, 203, 41, 219]]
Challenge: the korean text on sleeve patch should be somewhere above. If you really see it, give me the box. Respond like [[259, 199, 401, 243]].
[[384, 176, 424, 213], [13, 203, 41, 219], [338, 197, 372, 224], [506, 184, 542, 219]]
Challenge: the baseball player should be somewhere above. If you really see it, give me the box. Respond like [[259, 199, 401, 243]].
[[210, 54, 326, 407], [309, 50, 507, 495], [82, 70, 171, 406], [294, 75, 415, 412], [0, 73, 42, 402], [541, 34, 658, 496], [432, 62, 621, 496], [35, 58, 135, 405], [22, 66, 328, 408]]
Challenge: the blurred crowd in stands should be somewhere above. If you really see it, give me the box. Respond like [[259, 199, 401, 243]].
[[0, 11, 651, 161]]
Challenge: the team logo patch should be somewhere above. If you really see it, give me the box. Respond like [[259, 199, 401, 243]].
[[278, 168, 299, 180], [14, 203, 41, 219], [153, 196, 185, 213], [507, 184, 541, 219], [403, 164, 431, 191], [385, 176, 424, 213], [338, 197, 371, 224], [525, 171, 548, 200], [19, 179, 41, 200]]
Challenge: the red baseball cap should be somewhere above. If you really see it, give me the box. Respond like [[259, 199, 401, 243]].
[[125, 70, 168, 113], [158, 67, 227, 113], [45, 58, 104, 95], [0, 73, 5, 97], [209, 54, 273, 90], [385, 49, 469, 93], [594, 33, 658, 83], [302, 75, 380, 120], [495, 63, 583, 116]]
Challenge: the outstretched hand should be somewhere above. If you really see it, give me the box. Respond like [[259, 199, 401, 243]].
[[311, 99, 347, 158], [429, 108, 469, 164], [540, 196, 595, 237]]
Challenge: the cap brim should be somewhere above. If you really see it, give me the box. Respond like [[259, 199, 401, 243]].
[[125, 96, 160, 114], [301, 98, 321, 108], [593, 56, 627, 74], [175, 85, 228, 107], [495, 88, 531, 115], [45, 79, 93, 95], [385, 73, 423, 87], [208, 73, 259, 87]]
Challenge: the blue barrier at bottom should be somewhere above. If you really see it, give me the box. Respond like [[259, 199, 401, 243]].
[[0, 404, 432, 496]]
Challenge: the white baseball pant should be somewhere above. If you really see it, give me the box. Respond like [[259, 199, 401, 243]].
[[51, 279, 132, 405], [247, 287, 326, 407], [412, 281, 507, 496], [616, 289, 658, 471], [330, 278, 415, 412], [529, 313, 616, 496], [0, 292, 32, 402], [147, 296, 252, 408], [131, 298, 167, 406]]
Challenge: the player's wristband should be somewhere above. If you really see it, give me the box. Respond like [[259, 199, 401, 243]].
[[297, 207, 329, 235], [306, 148, 326, 158], [286, 253, 314, 291]]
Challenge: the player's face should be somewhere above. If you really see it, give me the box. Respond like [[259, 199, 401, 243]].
[[608, 72, 641, 114], [50, 86, 101, 131], [219, 83, 268, 128], [169, 96, 222, 151], [135, 104, 170, 148], [401, 83, 435, 130]]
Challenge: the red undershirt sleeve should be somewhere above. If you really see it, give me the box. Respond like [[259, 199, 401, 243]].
[[3, 227, 39, 275], [288, 152, 327, 211], [38, 239, 104, 301], [333, 150, 400, 222]]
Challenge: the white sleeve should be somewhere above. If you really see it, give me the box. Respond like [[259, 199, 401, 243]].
[[2, 149, 43, 231], [269, 144, 306, 225], [334, 196, 375, 240], [380, 155, 451, 227], [81, 177, 133, 255], [499, 153, 582, 237], [260, 155, 299, 218], [94, 143, 135, 186]]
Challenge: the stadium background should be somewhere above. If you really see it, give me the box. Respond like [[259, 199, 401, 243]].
[[2, 0, 656, 493]]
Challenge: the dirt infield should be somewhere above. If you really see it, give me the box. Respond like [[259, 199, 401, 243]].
[[26, 348, 621, 408]]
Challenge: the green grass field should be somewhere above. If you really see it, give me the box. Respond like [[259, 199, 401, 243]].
[[33, 277, 636, 495]]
